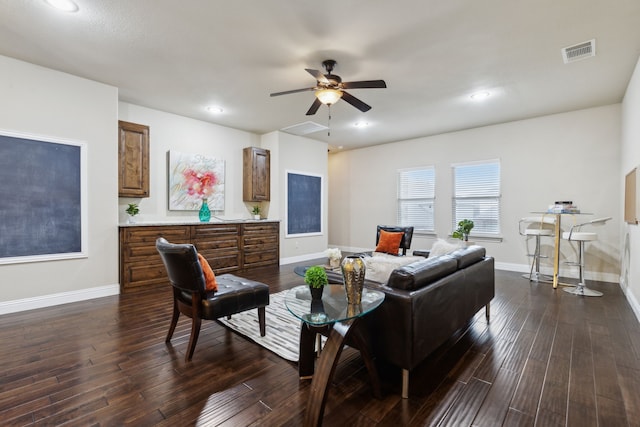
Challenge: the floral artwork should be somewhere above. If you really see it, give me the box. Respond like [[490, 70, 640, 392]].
[[168, 151, 225, 211]]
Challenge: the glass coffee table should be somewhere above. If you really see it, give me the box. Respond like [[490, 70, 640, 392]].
[[285, 284, 385, 426]]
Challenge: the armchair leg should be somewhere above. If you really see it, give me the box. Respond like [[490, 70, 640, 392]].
[[166, 300, 180, 342], [485, 302, 491, 321], [258, 306, 266, 337], [185, 317, 202, 362], [402, 369, 409, 399]]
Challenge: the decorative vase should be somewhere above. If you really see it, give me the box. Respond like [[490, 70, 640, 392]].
[[126, 214, 136, 224], [199, 198, 211, 222], [309, 286, 324, 300], [341, 255, 366, 305]]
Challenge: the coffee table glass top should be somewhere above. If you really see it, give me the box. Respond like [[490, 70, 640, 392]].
[[284, 284, 385, 326]]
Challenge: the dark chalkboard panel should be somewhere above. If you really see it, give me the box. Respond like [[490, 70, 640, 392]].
[[286, 172, 322, 236], [0, 131, 85, 263]]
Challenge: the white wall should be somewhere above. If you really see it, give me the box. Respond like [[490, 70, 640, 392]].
[[117, 102, 261, 222], [115, 107, 329, 262], [263, 131, 329, 262], [0, 55, 119, 310], [621, 55, 640, 318], [329, 105, 621, 283]]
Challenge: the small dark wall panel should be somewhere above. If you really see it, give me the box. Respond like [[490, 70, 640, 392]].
[[287, 172, 322, 236], [0, 133, 82, 259]]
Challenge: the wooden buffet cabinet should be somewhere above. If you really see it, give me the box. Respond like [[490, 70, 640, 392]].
[[119, 221, 279, 292]]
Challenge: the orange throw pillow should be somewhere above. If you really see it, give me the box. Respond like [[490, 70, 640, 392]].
[[375, 230, 404, 255], [197, 253, 218, 292]]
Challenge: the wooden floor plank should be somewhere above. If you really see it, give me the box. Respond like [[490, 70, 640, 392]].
[[0, 264, 636, 426]]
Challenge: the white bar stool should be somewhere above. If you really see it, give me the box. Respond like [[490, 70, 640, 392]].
[[562, 217, 611, 296], [519, 216, 555, 282]]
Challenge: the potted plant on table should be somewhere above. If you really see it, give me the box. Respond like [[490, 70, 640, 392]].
[[452, 219, 474, 242], [304, 265, 328, 300], [125, 203, 139, 224], [251, 204, 261, 220]]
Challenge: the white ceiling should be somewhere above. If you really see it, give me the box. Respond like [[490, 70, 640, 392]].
[[2, 0, 640, 151]]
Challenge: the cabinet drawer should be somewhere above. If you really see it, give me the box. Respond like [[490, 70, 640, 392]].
[[243, 222, 279, 235], [123, 261, 170, 288], [122, 226, 190, 244], [192, 224, 240, 239], [244, 250, 279, 267], [243, 234, 278, 250], [198, 250, 241, 273]]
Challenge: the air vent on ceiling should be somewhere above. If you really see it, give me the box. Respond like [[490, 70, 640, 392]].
[[280, 121, 328, 136], [562, 39, 596, 64]]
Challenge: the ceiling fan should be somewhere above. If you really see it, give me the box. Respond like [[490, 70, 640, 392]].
[[270, 59, 387, 116]]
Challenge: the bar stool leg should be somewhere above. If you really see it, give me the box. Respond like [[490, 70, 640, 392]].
[[523, 235, 552, 282], [563, 241, 603, 297]]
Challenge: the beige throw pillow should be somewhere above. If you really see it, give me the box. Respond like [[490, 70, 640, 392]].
[[428, 238, 462, 258]]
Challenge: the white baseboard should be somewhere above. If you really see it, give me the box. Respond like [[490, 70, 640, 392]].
[[622, 284, 640, 324], [495, 262, 619, 284], [0, 284, 120, 315]]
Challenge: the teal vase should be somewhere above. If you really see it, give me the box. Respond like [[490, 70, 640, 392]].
[[199, 198, 211, 222]]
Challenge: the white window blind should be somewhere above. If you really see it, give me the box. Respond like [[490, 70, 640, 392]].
[[452, 160, 501, 235], [397, 166, 435, 232]]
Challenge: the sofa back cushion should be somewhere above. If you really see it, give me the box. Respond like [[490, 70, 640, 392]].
[[387, 255, 458, 291], [449, 245, 486, 269]]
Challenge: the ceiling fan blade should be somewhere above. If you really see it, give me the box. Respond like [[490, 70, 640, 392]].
[[306, 68, 330, 84], [305, 98, 322, 115], [342, 80, 387, 89], [341, 91, 372, 112], [270, 87, 315, 97]]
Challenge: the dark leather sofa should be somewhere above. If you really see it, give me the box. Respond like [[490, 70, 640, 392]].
[[365, 245, 494, 398]]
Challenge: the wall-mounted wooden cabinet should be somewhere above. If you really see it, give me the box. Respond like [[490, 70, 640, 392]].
[[119, 221, 279, 292], [118, 120, 150, 197], [243, 146, 270, 201]]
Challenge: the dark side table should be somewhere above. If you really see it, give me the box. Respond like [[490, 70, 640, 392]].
[[285, 284, 385, 427]]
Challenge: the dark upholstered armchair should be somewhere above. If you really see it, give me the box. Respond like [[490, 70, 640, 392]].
[[156, 237, 270, 362], [376, 225, 414, 255]]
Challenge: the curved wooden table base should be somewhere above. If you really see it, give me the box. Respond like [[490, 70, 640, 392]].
[[299, 319, 381, 427]]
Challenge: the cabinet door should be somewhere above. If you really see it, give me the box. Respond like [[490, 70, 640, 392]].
[[242, 222, 279, 268], [192, 224, 241, 274], [243, 147, 270, 201], [119, 226, 190, 291], [118, 120, 150, 197]]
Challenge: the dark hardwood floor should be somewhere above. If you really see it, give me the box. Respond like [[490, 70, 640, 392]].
[[1, 261, 640, 426]]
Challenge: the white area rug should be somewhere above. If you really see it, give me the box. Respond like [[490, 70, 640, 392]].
[[218, 290, 304, 362]]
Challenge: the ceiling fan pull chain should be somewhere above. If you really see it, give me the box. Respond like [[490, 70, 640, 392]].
[[327, 105, 331, 136]]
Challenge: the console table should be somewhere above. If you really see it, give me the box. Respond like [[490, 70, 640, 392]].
[[119, 221, 279, 292], [285, 284, 384, 427]]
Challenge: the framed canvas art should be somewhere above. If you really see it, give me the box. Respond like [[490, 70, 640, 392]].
[[168, 151, 225, 211], [0, 129, 87, 264], [286, 170, 323, 237]]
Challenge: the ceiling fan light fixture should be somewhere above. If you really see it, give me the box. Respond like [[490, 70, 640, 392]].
[[315, 89, 343, 105]]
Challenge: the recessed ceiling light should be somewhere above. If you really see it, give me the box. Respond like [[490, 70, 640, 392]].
[[470, 91, 491, 100], [354, 121, 369, 128], [44, 0, 79, 12], [206, 106, 224, 114]]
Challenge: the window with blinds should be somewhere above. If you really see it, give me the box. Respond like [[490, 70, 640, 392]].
[[452, 160, 501, 235], [397, 166, 435, 232]]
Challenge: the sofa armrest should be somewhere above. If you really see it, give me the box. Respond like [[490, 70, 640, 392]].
[[412, 250, 430, 257]]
